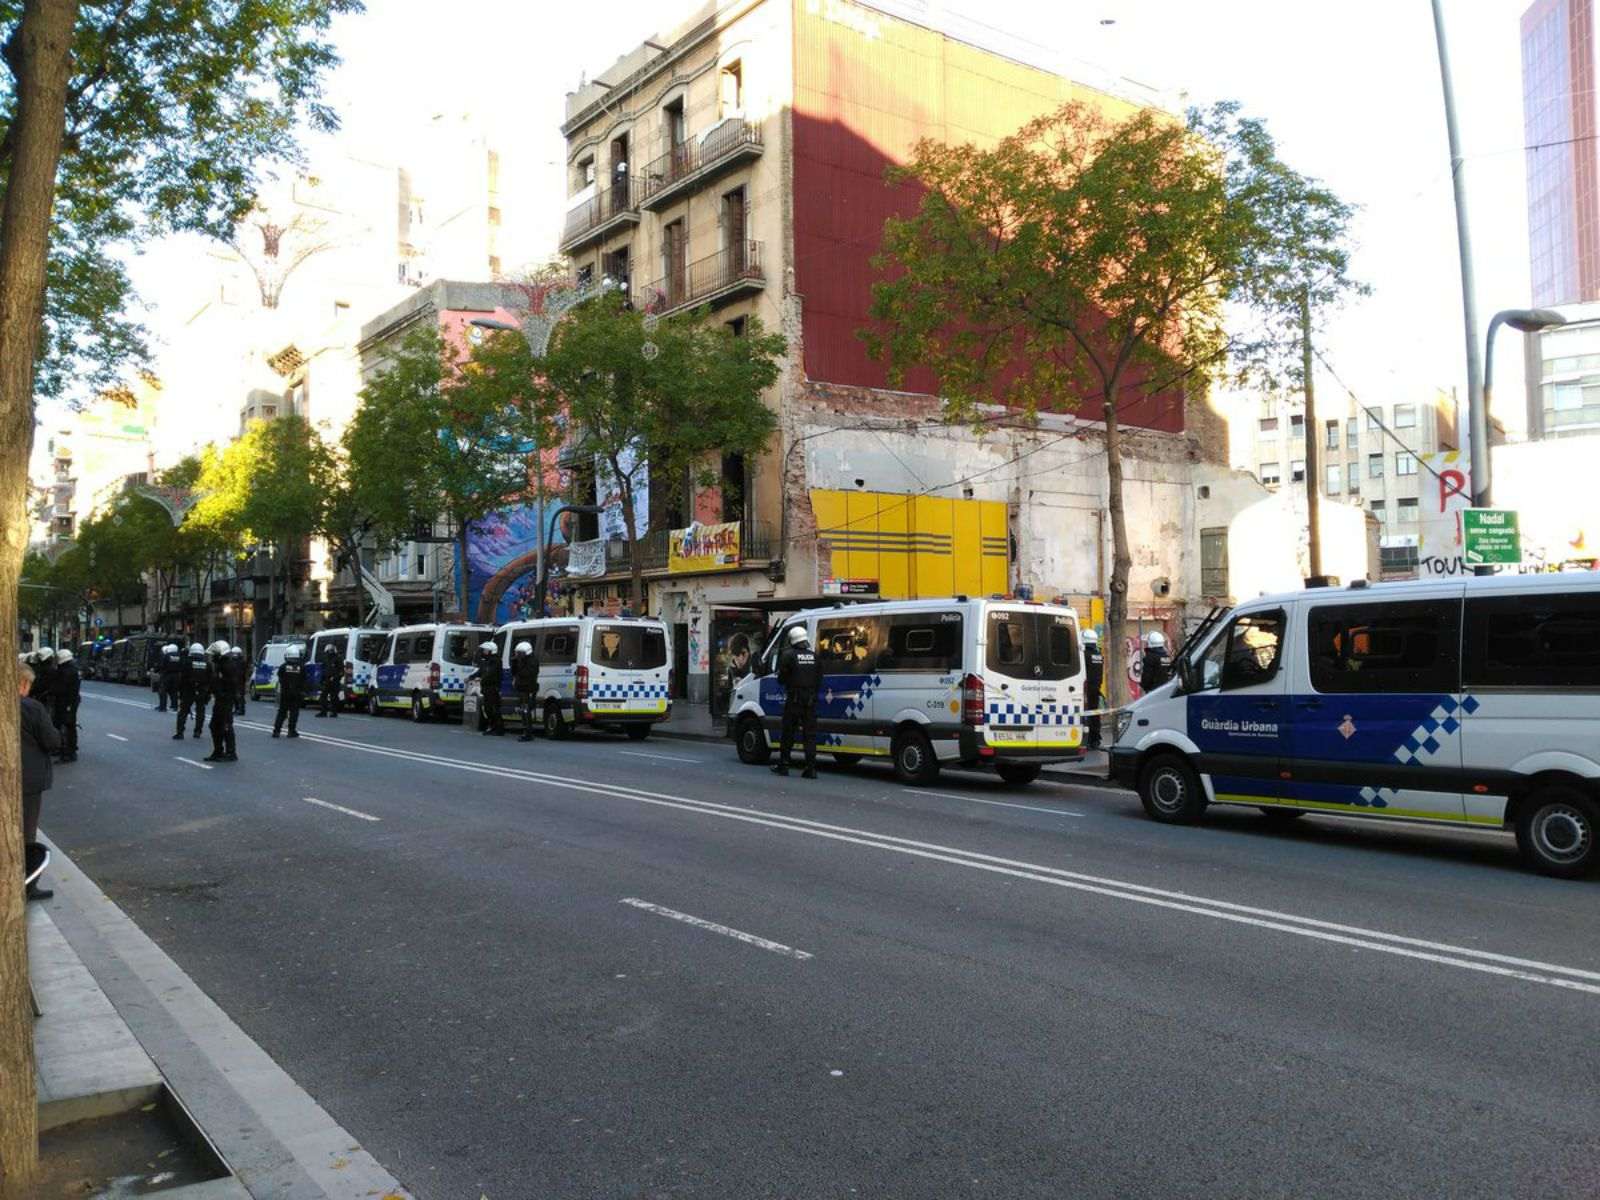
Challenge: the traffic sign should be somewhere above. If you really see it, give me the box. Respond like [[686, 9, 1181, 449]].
[[1463, 509, 1521, 566], [93, 616, 104, 627]]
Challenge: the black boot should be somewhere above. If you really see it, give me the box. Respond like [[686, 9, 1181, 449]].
[[802, 767, 817, 779], [224, 732, 237, 761], [172, 731, 184, 740], [771, 762, 790, 776], [26, 884, 52, 902], [271, 728, 280, 738]]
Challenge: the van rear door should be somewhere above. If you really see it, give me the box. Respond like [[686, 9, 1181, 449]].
[[981, 608, 1082, 752], [588, 623, 669, 716]]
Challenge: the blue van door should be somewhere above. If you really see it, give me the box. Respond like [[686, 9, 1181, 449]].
[[1186, 607, 1291, 803]]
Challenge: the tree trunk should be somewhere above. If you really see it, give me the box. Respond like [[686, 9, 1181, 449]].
[[0, 3, 80, 1194], [455, 517, 470, 619], [617, 474, 645, 614], [1102, 383, 1134, 710]]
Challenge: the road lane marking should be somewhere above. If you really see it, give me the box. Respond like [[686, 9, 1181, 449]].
[[907, 788, 1085, 818], [106, 733, 129, 742], [83, 691, 155, 709], [615, 749, 704, 764], [302, 797, 380, 822], [620, 897, 812, 960], [174, 757, 213, 771]]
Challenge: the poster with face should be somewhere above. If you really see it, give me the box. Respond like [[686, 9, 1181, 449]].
[[711, 609, 770, 719]]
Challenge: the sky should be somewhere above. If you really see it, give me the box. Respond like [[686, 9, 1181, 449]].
[[119, 0, 1536, 437]]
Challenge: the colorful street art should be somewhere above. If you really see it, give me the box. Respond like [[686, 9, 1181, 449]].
[[464, 503, 571, 624]]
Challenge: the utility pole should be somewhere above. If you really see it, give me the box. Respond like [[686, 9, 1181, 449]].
[[1302, 288, 1322, 579]]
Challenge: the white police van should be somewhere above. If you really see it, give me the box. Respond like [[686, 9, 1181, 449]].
[[250, 637, 308, 701], [1109, 573, 1600, 878], [484, 615, 671, 739], [371, 622, 494, 721], [306, 626, 389, 712], [729, 596, 1086, 785]]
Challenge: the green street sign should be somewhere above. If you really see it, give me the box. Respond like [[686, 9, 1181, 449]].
[[1462, 508, 1521, 566]]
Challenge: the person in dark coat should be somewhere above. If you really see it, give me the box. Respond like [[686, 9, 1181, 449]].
[[272, 644, 306, 738], [205, 641, 238, 763], [51, 648, 81, 762], [771, 625, 819, 779], [157, 642, 183, 712], [476, 642, 505, 735], [315, 641, 342, 718], [19, 662, 60, 900], [175, 642, 210, 739], [1140, 631, 1172, 694], [227, 645, 248, 715], [511, 640, 540, 742], [1082, 628, 1105, 748]]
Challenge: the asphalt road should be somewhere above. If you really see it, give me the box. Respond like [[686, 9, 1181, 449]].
[[40, 682, 1600, 1199]]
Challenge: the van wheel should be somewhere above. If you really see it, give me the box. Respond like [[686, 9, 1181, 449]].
[[892, 729, 940, 785], [831, 753, 863, 768], [996, 763, 1042, 786], [736, 717, 770, 765], [625, 725, 651, 741], [544, 702, 571, 740], [1515, 788, 1598, 879], [410, 694, 427, 723], [1139, 754, 1206, 824]]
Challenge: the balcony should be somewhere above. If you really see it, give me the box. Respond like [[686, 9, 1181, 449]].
[[565, 521, 776, 582], [638, 121, 763, 211], [636, 241, 765, 318], [560, 179, 641, 253]]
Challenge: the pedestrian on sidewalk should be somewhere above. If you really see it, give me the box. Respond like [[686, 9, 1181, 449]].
[[272, 644, 306, 738], [18, 661, 59, 901], [771, 625, 819, 779], [52, 647, 81, 763], [1082, 628, 1104, 749], [512, 640, 539, 742]]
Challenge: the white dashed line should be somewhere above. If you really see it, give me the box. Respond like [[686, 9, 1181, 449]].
[[620, 897, 813, 960], [174, 757, 213, 771], [907, 788, 1085, 818], [105, 733, 129, 742], [615, 749, 703, 764], [302, 797, 380, 822]]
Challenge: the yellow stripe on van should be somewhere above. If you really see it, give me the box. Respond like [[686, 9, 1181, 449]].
[[1215, 794, 1504, 826]]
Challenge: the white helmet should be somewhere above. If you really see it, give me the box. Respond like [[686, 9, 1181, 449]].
[[163, 643, 179, 655], [56, 649, 73, 664], [228, 645, 243, 657], [209, 640, 230, 655], [285, 644, 302, 659], [786, 625, 809, 646], [189, 642, 206, 656], [515, 641, 533, 655], [1145, 631, 1167, 650], [478, 642, 496, 655], [36, 647, 52, 660], [1082, 628, 1099, 645]]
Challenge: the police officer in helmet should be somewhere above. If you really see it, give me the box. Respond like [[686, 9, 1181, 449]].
[[204, 640, 238, 762], [157, 643, 183, 712], [476, 642, 505, 735], [1082, 627, 1105, 748], [771, 624, 820, 779], [175, 643, 210, 739], [52, 648, 81, 763], [272, 644, 306, 738], [315, 640, 342, 717], [229, 645, 247, 715], [1140, 630, 1172, 693], [30, 648, 55, 706], [511, 640, 539, 742]]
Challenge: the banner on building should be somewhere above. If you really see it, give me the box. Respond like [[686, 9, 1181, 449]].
[[669, 521, 741, 573], [567, 539, 606, 578], [597, 443, 648, 542], [1416, 450, 1471, 578]]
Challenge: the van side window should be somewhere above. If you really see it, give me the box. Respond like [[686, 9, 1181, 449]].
[[1463, 593, 1600, 689], [359, 634, 388, 663], [1221, 611, 1285, 690], [1307, 600, 1459, 694], [393, 636, 412, 665], [413, 632, 435, 661], [541, 627, 579, 665], [817, 616, 881, 674], [879, 613, 962, 673]]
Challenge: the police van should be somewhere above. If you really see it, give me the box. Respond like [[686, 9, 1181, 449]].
[[1108, 573, 1600, 878], [305, 626, 389, 712], [250, 637, 308, 700], [371, 622, 495, 721], [483, 615, 671, 739], [728, 597, 1087, 785]]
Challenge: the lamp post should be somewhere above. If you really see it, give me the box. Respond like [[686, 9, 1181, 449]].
[[1480, 308, 1567, 506]]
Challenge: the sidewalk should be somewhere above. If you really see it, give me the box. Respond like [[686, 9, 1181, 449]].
[[29, 837, 413, 1200]]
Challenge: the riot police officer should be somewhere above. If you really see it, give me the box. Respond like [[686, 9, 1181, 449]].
[[771, 625, 819, 779], [1082, 627, 1105, 748], [228, 645, 248, 715], [511, 640, 539, 742], [52, 648, 81, 762], [204, 640, 238, 763], [272, 644, 306, 738], [315, 640, 342, 717], [1140, 631, 1172, 693], [476, 642, 505, 735], [29, 648, 55, 707], [175, 642, 210, 739], [157, 643, 183, 712]]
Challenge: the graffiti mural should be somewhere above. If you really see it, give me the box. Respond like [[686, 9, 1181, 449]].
[[465, 503, 571, 624]]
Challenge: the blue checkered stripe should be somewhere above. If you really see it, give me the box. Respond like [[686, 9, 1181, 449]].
[[1358, 694, 1478, 808], [590, 681, 669, 701], [987, 701, 1079, 728]]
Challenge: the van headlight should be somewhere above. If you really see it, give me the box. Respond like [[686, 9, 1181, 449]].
[[1113, 709, 1134, 744]]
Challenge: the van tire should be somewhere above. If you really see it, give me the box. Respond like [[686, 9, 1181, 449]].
[[735, 717, 770, 765], [892, 729, 940, 785], [544, 701, 571, 740], [996, 763, 1042, 786], [1514, 787, 1598, 879], [831, 753, 863, 768], [410, 694, 426, 723], [1138, 754, 1206, 824], [625, 725, 651, 741]]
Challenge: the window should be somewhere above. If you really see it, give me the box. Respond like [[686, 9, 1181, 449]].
[[1463, 592, 1600, 689], [1395, 451, 1417, 476], [1260, 461, 1281, 486], [444, 629, 489, 665], [1366, 409, 1382, 432], [1307, 600, 1460, 694], [316, 634, 348, 660], [357, 634, 388, 664], [664, 97, 686, 150], [1369, 453, 1384, 479], [576, 263, 594, 288], [720, 451, 745, 523], [1290, 413, 1305, 435], [720, 60, 743, 115], [1397, 497, 1419, 523], [577, 155, 595, 189], [1326, 464, 1341, 494], [1347, 422, 1359, 450], [879, 613, 964, 673], [392, 635, 412, 665], [1259, 416, 1279, 433], [1347, 470, 1360, 496], [817, 616, 881, 674], [1370, 500, 1386, 523], [722, 187, 747, 267], [985, 610, 1079, 681], [539, 626, 579, 665], [1326, 420, 1339, 449], [1192, 610, 1285, 691], [1200, 527, 1228, 597], [725, 315, 747, 338], [412, 632, 435, 661], [1290, 459, 1306, 482], [663, 218, 687, 305], [1393, 404, 1418, 429], [593, 624, 667, 670], [1379, 544, 1418, 573]]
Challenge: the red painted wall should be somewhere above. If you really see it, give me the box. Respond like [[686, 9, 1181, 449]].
[[790, 3, 1185, 434]]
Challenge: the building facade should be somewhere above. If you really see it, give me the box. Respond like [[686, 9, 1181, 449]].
[[1522, 301, 1600, 439]]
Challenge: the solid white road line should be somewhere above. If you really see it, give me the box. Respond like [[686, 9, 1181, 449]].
[[174, 757, 213, 771], [83, 691, 155, 709], [105, 733, 129, 742], [615, 749, 705, 764], [302, 796, 381, 822], [907, 788, 1086, 818], [620, 897, 813, 960]]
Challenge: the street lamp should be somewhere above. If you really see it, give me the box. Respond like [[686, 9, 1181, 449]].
[[1479, 307, 1567, 506], [537, 504, 605, 617]]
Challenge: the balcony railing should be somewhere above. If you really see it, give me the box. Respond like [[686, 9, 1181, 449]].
[[560, 178, 642, 251], [569, 521, 776, 580], [638, 121, 764, 210], [636, 241, 764, 317]]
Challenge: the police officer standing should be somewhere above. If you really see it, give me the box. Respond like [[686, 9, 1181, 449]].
[[1082, 627, 1105, 748], [476, 642, 505, 735], [52, 648, 81, 763], [511, 640, 539, 742], [29, 648, 54, 707], [175, 642, 209, 740], [157, 643, 183, 712], [229, 645, 248, 715], [315, 640, 341, 718], [771, 625, 819, 779], [1140, 631, 1172, 693], [204, 641, 238, 763], [272, 644, 306, 738]]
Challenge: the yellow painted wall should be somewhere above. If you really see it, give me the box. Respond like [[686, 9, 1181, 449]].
[[811, 490, 1009, 599]]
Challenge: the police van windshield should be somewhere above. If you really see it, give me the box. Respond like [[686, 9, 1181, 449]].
[[442, 629, 490, 665], [986, 610, 1079, 681], [594, 624, 667, 670]]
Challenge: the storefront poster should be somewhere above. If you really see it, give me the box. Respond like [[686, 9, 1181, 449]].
[[711, 608, 769, 719]]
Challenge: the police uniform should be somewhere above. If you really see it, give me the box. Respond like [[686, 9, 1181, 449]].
[[1083, 637, 1105, 748], [1140, 644, 1172, 692], [206, 646, 238, 762], [273, 654, 306, 737], [773, 633, 820, 778], [176, 647, 210, 739], [477, 647, 505, 735], [317, 644, 342, 717], [511, 645, 540, 741], [52, 654, 81, 762], [157, 645, 183, 712]]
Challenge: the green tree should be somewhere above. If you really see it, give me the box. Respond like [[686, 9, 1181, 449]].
[[536, 293, 784, 611], [863, 101, 1359, 704]]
